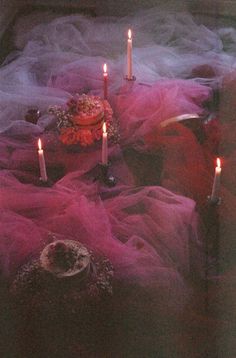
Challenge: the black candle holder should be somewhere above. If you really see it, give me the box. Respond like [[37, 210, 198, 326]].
[[207, 195, 222, 206], [204, 194, 221, 312], [37, 177, 53, 187], [124, 75, 136, 81], [95, 162, 116, 187]]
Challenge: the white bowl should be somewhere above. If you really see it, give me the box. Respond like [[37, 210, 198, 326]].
[[40, 240, 91, 278]]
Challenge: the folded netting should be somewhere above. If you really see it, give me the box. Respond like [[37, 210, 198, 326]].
[[0, 170, 191, 312], [112, 79, 211, 146]]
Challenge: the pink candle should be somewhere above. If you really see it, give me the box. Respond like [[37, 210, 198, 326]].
[[211, 157, 221, 201], [38, 138, 48, 182], [102, 122, 108, 165], [127, 29, 133, 80], [103, 63, 108, 100]]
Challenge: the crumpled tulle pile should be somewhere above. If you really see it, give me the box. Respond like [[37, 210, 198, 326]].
[[1, 6, 236, 356], [1, 7, 236, 133], [0, 3, 231, 296]]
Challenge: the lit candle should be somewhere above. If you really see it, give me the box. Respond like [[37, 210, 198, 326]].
[[103, 63, 108, 100], [102, 122, 108, 165], [127, 29, 133, 80], [38, 138, 48, 182], [211, 157, 221, 201]]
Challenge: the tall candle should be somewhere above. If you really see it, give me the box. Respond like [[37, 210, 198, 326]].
[[103, 63, 108, 100], [102, 122, 108, 165], [127, 29, 132, 80], [211, 157, 221, 201], [38, 138, 48, 182]]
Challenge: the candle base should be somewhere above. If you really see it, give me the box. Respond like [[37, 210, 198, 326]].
[[37, 177, 53, 187], [204, 195, 221, 284], [124, 75, 136, 81], [95, 163, 116, 187], [207, 195, 222, 206]]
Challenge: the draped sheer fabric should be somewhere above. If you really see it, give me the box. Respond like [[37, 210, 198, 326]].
[[1, 6, 236, 356], [1, 8, 235, 130]]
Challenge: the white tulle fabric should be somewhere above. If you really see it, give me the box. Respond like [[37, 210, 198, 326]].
[[1, 7, 236, 327], [0, 8, 235, 133]]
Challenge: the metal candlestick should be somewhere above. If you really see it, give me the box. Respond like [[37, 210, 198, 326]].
[[207, 195, 222, 206], [124, 75, 136, 81], [204, 194, 221, 313], [95, 162, 116, 187], [37, 177, 53, 187], [205, 194, 221, 271]]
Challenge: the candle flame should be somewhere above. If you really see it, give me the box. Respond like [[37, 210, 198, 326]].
[[128, 29, 132, 40], [103, 122, 107, 133], [38, 138, 42, 150], [216, 157, 221, 168], [103, 63, 107, 73]]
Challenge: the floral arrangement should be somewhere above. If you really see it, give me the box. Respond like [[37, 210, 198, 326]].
[[49, 94, 113, 147]]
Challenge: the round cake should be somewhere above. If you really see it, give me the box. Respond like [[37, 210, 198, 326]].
[[72, 94, 105, 127], [53, 94, 113, 146]]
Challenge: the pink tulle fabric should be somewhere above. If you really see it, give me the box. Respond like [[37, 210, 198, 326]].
[[1, 6, 236, 356], [112, 79, 210, 146]]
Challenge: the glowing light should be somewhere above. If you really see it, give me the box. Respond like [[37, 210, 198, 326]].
[[128, 29, 132, 40], [38, 138, 42, 151], [103, 122, 107, 133], [216, 157, 221, 168], [103, 63, 107, 74]]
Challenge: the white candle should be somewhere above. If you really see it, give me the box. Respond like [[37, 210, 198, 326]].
[[38, 138, 48, 182], [102, 122, 108, 165], [103, 63, 108, 100], [210, 157, 221, 201], [127, 29, 133, 80]]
